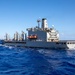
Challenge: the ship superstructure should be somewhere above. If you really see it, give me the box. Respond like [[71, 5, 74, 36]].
[[27, 18, 59, 42]]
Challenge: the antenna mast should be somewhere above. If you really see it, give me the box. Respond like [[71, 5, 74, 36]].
[[37, 19, 41, 28]]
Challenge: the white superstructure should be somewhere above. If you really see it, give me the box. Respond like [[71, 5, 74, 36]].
[[27, 18, 59, 42]]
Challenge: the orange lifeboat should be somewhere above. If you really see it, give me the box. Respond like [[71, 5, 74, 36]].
[[28, 35, 37, 39]]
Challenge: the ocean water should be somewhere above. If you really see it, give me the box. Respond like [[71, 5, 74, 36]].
[[0, 45, 75, 75]]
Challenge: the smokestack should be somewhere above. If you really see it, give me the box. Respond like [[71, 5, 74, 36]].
[[42, 18, 48, 30]]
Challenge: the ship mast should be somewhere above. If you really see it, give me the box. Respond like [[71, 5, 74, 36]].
[[37, 19, 41, 28]]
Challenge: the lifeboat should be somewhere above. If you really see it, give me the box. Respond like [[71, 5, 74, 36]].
[[28, 35, 37, 39]]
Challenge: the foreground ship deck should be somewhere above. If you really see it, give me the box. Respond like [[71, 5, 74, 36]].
[[4, 18, 75, 49]]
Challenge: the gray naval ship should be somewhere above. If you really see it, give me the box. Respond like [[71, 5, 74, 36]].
[[4, 18, 75, 49]]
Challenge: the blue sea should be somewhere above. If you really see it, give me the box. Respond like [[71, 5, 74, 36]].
[[0, 45, 75, 75]]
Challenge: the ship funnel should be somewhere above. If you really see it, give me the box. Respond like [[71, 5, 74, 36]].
[[42, 18, 48, 30]]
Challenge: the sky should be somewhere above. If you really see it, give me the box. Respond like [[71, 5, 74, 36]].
[[0, 0, 75, 40]]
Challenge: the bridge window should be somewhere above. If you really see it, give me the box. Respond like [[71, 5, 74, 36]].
[[67, 42, 69, 44]]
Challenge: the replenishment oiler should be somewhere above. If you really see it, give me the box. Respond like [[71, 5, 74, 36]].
[[4, 18, 75, 49]]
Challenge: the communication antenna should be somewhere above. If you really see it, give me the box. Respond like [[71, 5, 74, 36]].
[[37, 18, 41, 28]]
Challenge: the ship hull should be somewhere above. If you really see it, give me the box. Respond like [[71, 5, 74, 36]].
[[25, 41, 75, 49], [4, 40, 75, 49], [4, 41, 26, 47]]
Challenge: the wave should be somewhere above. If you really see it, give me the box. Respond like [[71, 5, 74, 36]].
[[0, 47, 75, 75]]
